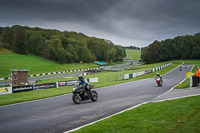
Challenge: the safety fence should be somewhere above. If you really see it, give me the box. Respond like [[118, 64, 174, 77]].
[[124, 63, 172, 80], [0, 77, 99, 95]]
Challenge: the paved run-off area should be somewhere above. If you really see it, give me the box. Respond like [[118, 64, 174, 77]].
[[153, 87, 200, 102]]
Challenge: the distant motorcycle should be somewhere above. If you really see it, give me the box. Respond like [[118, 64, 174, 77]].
[[155, 77, 163, 87], [72, 83, 98, 104], [180, 66, 182, 71], [185, 65, 187, 69]]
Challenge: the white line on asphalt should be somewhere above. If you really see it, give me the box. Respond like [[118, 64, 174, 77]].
[[151, 93, 200, 103]]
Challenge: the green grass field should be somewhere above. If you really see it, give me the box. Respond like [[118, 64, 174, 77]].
[[74, 95, 200, 133], [125, 49, 141, 60], [0, 48, 98, 78]]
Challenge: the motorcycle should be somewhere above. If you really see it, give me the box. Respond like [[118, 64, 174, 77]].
[[180, 66, 182, 71], [185, 65, 187, 69], [155, 77, 163, 87], [72, 83, 98, 104]]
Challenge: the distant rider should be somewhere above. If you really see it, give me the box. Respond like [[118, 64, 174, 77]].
[[155, 73, 162, 82], [180, 65, 182, 71], [78, 75, 90, 92], [185, 65, 187, 69]]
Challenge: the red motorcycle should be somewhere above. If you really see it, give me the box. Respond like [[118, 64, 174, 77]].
[[155, 77, 163, 87]]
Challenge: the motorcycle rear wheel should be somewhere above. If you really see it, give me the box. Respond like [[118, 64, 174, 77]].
[[72, 94, 81, 104]]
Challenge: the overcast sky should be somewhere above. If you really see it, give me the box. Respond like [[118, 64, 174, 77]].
[[0, 0, 200, 47]]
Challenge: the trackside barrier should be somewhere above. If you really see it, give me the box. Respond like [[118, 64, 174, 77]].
[[12, 85, 34, 93], [0, 87, 12, 95], [133, 73, 137, 78], [124, 63, 172, 80], [124, 74, 129, 80], [129, 74, 133, 78], [11, 78, 100, 93]]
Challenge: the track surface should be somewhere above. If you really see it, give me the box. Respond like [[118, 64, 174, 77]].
[[0, 65, 192, 133]]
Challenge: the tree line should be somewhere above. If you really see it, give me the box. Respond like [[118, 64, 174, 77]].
[[0, 25, 126, 63], [141, 33, 200, 64]]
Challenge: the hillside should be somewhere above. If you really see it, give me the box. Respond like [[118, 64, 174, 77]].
[[0, 25, 126, 64], [125, 49, 141, 60], [0, 48, 98, 78]]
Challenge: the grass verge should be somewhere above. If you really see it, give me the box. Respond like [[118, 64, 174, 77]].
[[74, 95, 200, 133]]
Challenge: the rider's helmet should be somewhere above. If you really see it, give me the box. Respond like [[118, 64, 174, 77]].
[[157, 73, 160, 76], [78, 75, 83, 81]]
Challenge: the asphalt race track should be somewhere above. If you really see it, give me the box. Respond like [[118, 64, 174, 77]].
[[0, 65, 193, 133]]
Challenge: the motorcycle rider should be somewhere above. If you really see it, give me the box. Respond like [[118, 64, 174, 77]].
[[155, 73, 163, 82], [78, 75, 91, 93], [180, 65, 182, 71], [185, 64, 187, 69]]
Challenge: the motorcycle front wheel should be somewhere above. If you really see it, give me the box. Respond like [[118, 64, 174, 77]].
[[91, 90, 98, 101], [72, 94, 81, 104]]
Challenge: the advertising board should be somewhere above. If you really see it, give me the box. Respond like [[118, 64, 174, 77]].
[[12, 85, 33, 93], [0, 87, 12, 95], [33, 83, 56, 90]]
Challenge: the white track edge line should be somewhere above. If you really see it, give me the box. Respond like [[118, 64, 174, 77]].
[[151, 93, 200, 103]]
